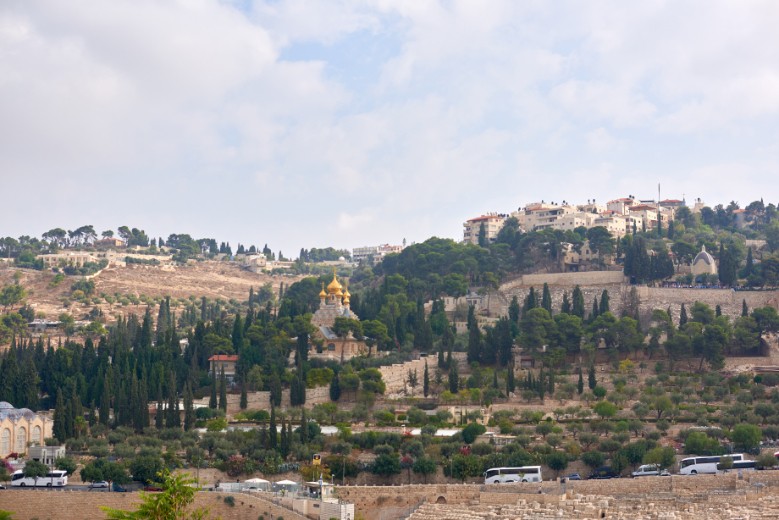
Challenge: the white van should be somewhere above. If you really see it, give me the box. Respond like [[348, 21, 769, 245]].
[[631, 464, 669, 477]]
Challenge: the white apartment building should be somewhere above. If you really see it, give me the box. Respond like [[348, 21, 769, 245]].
[[352, 244, 404, 263], [463, 214, 508, 245]]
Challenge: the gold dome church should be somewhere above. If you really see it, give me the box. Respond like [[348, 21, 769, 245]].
[[311, 271, 367, 361]]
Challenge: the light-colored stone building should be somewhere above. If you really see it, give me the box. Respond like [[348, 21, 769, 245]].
[[311, 272, 366, 361], [691, 245, 717, 277], [462, 214, 508, 245], [0, 402, 53, 457]]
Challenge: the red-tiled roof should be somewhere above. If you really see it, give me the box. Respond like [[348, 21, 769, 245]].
[[208, 355, 238, 362]]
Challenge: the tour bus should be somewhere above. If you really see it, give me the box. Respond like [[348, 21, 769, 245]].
[[10, 469, 68, 487], [484, 466, 543, 484], [716, 459, 757, 474], [679, 454, 745, 475]]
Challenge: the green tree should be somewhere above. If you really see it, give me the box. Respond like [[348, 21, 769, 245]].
[[730, 423, 762, 452], [102, 469, 212, 519], [22, 460, 48, 486], [545, 451, 568, 477], [412, 456, 437, 484]]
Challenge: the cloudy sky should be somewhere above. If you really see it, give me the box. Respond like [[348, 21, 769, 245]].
[[2, 1, 778, 256]]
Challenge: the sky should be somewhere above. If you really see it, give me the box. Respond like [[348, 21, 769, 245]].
[[1, 1, 778, 257]]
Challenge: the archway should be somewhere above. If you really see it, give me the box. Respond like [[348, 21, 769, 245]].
[[436, 496, 447, 504]]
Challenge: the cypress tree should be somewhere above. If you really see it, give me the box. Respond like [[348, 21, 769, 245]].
[[280, 417, 289, 458], [269, 407, 277, 450], [716, 304, 722, 317], [467, 319, 482, 364], [541, 283, 552, 313], [572, 286, 585, 318], [209, 373, 217, 409], [680, 304, 688, 326], [577, 366, 584, 394], [53, 390, 67, 442], [561, 292, 571, 315], [438, 342, 446, 369], [506, 365, 515, 394], [742, 299, 749, 317], [329, 373, 341, 402], [599, 290, 610, 314], [184, 382, 195, 431], [588, 364, 597, 390], [300, 408, 309, 444], [523, 288, 537, 312], [423, 361, 430, 398], [218, 367, 227, 412], [509, 296, 520, 323], [591, 296, 599, 321], [240, 380, 248, 410], [448, 362, 459, 393]]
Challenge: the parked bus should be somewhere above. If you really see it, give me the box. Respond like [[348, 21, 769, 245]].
[[10, 469, 68, 487], [716, 459, 757, 474], [484, 466, 543, 484], [679, 454, 745, 475]]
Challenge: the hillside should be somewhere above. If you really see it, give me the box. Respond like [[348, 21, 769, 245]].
[[0, 261, 300, 321]]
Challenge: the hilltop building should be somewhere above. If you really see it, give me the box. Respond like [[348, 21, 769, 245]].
[[352, 244, 404, 264], [463, 214, 508, 245]]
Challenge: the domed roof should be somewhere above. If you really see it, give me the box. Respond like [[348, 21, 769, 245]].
[[319, 282, 327, 299], [327, 271, 342, 294], [693, 245, 715, 266], [0, 401, 14, 410]]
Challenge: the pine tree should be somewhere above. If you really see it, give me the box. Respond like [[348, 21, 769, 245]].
[[577, 366, 584, 394], [423, 361, 430, 398]]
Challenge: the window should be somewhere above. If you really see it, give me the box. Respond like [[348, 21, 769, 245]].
[[1, 428, 10, 455], [16, 426, 26, 452], [31, 426, 41, 446]]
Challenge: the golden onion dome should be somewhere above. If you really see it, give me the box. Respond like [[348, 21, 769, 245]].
[[319, 282, 326, 299], [327, 270, 342, 294], [335, 287, 344, 298]]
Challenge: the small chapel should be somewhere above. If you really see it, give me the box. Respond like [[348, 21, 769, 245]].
[[310, 271, 367, 361]]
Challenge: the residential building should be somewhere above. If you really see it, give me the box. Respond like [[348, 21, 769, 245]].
[[208, 355, 239, 381], [463, 214, 508, 245], [38, 252, 99, 269]]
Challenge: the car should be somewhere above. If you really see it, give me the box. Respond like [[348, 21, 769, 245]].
[[88, 481, 109, 489], [589, 466, 620, 479], [143, 485, 163, 492], [0, 484, 6, 490], [565, 473, 582, 481], [112, 483, 128, 492]]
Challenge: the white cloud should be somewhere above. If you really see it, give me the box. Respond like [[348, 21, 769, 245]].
[[1, 0, 778, 254]]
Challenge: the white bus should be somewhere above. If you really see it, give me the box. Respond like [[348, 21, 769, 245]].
[[484, 466, 542, 484], [10, 469, 68, 487], [716, 459, 757, 474], [679, 454, 744, 475]]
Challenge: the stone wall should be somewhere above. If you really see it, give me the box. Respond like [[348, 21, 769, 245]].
[[338, 474, 779, 518], [0, 490, 308, 520], [503, 271, 627, 289], [196, 385, 331, 415], [500, 282, 779, 326]]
